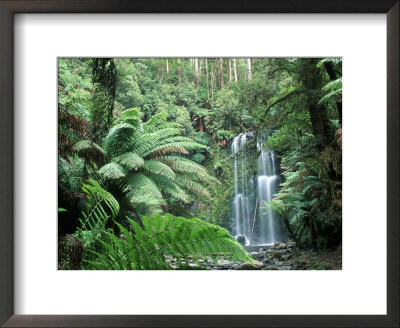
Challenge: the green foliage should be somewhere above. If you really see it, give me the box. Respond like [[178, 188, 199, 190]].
[[58, 156, 85, 193], [265, 143, 342, 249], [94, 108, 215, 215], [319, 77, 342, 104], [84, 213, 252, 270], [59, 57, 343, 267], [77, 180, 120, 249]]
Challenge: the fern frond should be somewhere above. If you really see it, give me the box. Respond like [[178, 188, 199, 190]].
[[170, 160, 212, 180], [143, 112, 181, 132], [144, 141, 206, 158], [143, 160, 176, 179], [115, 108, 143, 129], [103, 123, 135, 156], [148, 174, 189, 203], [77, 180, 119, 248], [113, 152, 144, 170], [126, 173, 165, 205], [132, 128, 182, 156], [175, 174, 210, 197], [147, 145, 189, 157], [84, 213, 252, 270], [99, 162, 127, 179], [72, 140, 107, 164]]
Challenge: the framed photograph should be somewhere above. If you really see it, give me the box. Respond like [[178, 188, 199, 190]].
[[0, 1, 398, 327]]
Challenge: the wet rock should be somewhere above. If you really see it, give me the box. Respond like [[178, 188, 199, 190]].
[[253, 260, 264, 268], [237, 235, 246, 245], [234, 262, 261, 270], [297, 255, 309, 266], [279, 266, 293, 270], [250, 252, 259, 258], [286, 240, 296, 248], [262, 266, 279, 270], [262, 258, 272, 264], [281, 254, 292, 261], [257, 253, 266, 260], [216, 260, 235, 269], [268, 249, 289, 260], [275, 242, 287, 250], [188, 263, 201, 269]]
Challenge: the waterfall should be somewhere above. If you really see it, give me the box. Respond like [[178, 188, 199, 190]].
[[231, 132, 281, 246]]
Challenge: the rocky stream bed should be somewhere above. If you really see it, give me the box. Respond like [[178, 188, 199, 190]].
[[169, 240, 342, 270]]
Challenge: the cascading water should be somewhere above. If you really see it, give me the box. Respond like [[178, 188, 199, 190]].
[[231, 132, 281, 246]]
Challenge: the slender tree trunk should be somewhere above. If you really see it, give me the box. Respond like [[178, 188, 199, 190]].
[[211, 61, 215, 102], [158, 63, 162, 83], [247, 58, 252, 81], [166, 59, 169, 75], [228, 59, 232, 88], [282, 215, 299, 244], [229, 59, 232, 82], [199, 58, 203, 77], [219, 58, 224, 89], [233, 58, 238, 82], [199, 117, 204, 132], [194, 58, 199, 88], [177, 59, 181, 87], [206, 58, 210, 101]]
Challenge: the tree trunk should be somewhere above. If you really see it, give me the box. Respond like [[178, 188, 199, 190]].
[[177, 59, 181, 87], [199, 58, 203, 76], [219, 58, 224, 89], [282, 215, 299, 244], [199, 117, 204, 132], [165, 59, 169, 74], [206, 58, 210, 101], [158, 64, 162, 83], [228, 59, 232, 88], [194, 58, 199, 88], [308, 101, 330, 144], [211, 61, 215, 102], [247, 58, 252, 81], [233, 58, 238, 82], [323, 62, 342, 125], [301, 59, 331, 145]]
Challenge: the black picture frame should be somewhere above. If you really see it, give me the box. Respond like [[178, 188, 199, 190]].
[[0, 1, 398, 327]]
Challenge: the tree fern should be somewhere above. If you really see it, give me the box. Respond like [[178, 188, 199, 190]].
[[92, 107, 216, 214], [84, 213, 252, 270]]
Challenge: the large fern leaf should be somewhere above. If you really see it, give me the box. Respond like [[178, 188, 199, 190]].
[[126, 173, 165, 205], [99, 162, 127, 179], [85, 213, 252, 270], [113, 151, 144, 170], [77, 180, 120, 248], [143, 160, 176, 180], [103, 123, 136, 156]]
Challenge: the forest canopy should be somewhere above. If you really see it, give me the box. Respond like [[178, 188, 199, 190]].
[[58, 57, 342, 270]]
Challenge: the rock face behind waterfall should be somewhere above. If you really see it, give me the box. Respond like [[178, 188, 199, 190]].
[[231, 132, 282, 246]]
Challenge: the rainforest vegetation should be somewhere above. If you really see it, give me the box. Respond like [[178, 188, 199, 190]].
[[58, 57, 342, 270]]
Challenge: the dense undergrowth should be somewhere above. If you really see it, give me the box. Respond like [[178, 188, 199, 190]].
[[58, 57, 342, 269]]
